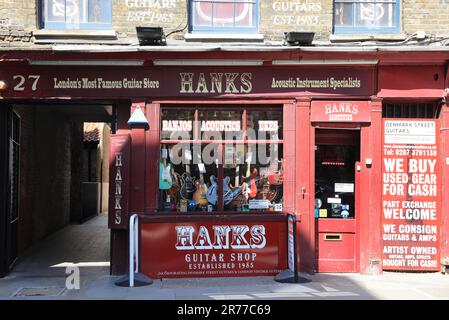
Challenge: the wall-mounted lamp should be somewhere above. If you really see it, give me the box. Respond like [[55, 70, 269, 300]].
[[0, 80, 8, 91], [136, 27, 166, 46], [284, 32, 315, 46]]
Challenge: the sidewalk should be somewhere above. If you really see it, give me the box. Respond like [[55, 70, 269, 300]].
[[1, 213, 449, 300]]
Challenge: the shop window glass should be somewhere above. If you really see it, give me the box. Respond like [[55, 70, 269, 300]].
[[161, 109, 195, 140], [41, 0, 112, 30], [315, 130, 359, 220], [333, 0, 400, 35], [198, 110, 243, 141], [315, 145, 355, 218], [246, 110, 283, 140], [189, 0, 258, 34], [159, 106, 283, 213]]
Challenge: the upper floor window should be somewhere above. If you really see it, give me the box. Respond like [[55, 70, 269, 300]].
[[334, 0, 400, 35], [189, 0, 258, 34], [41, 0, 112, 30]]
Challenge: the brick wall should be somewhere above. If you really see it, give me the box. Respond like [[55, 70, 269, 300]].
[[13, 105, 74, 253], [0, 0, 35, 44], [403, 0, 449, 36], [1, 1, 449, 42], [112, 0, 188, 39], [109, 0, 449, 41], [260, 0, 332, 41]]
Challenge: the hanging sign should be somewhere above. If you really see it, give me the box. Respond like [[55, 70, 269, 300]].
[[382, 119, 440, 271], [0, 66, 374, 99], [108, 134, 131, 229], [311, 101, 371, 123]]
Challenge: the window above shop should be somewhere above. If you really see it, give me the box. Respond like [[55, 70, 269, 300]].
[[333, 0, 400, 35], [188, 0, 259, 34], [40, 0, 112, 30]]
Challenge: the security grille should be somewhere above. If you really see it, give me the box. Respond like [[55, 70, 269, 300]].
[[382, 102, 441, 119]]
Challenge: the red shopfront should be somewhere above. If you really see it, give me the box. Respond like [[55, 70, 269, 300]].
[[1, 53, 448, 277], [105, 65, 378, 278]]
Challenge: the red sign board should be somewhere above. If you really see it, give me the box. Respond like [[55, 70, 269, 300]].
[[0, 66, 374, 99], [382, 119, 440, 271], [140, 220, 287, 278], [108, 134, 131, 229], [311, 101, 371, 123]]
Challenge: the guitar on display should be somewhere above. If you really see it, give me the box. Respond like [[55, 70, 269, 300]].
[[193, 173, 209, 207], [180, 162, 196, 200]]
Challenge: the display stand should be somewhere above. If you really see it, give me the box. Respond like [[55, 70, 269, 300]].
[[274, 213, 312, 283]]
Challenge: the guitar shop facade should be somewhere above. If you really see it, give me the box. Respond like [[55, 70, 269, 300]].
[[1, 46, 449, 277]]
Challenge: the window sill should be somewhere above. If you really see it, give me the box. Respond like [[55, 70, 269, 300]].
[[184, 32, 265, 43], [330, 34, 407, 42], [140, 211, 287, 223], [33, 29, 117, 40]]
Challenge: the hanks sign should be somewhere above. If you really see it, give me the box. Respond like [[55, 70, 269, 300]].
[[179, 72, 253, 94], [0, 66, 374, 98], [311, 101, 371, 123], [108, 134, 130, 229], [141, 220, 286, 278], [175, 225, 266, 250]]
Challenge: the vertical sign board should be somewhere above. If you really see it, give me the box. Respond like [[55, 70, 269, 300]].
[[108, 134, 131, 229], [382, 120, 440, 270]]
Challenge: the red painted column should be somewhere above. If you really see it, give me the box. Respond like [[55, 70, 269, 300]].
[[440, 92, 449, 262], [359, 97, 383, 274], [144, 102, 160, 212], [283, 102, 296, 214], [295, 97, 314, 273], [129, 101, 148, 215], [116, 101, 131, 134]]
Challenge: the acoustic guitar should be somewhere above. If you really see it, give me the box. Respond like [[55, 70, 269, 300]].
[[206, 175, 233, 206], [267, 159, 284, 186], [242, 158, 258, 199]]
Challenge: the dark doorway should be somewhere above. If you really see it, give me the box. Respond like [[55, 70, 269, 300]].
[[0, 106, 20, 276]]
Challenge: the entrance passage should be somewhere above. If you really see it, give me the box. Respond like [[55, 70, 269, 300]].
[[315, 129, 360, 272]]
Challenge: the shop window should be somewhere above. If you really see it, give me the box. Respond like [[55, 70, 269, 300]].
[[315, 130, 360, 220], [382, 102, 441, 118], [159, 106, 283, 213], [333, 0, 400, 35], [189, 0, 258, 34], [40, 0, 112, 30]]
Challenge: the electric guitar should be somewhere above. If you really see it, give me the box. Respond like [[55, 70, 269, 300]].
[[193, 173, 208, 207], [243, 158, 258, 199], [267, 159, 284, 186], [159, 158, 173, 190], [206, 175, 233, 206], [167, 170, 181, 206], [180, 164, 196, 200]]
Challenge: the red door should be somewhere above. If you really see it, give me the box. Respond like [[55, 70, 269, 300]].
[[315, 129, 360, 272]]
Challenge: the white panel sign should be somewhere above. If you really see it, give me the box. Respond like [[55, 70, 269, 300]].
[[335, 183, 354, 193], [327, 197, 341, 204], [248, 199, 270, 209], [384, 120, 435, 145]]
